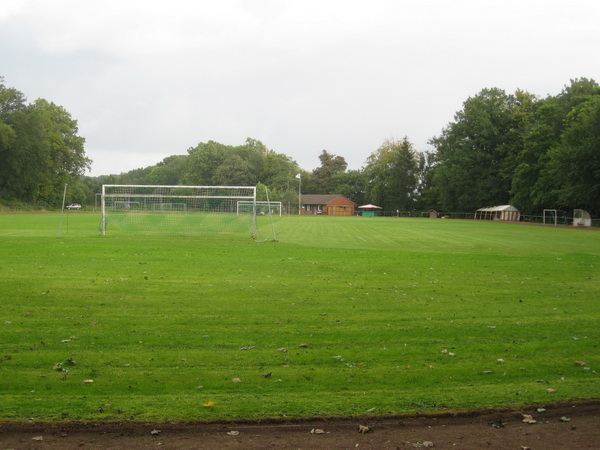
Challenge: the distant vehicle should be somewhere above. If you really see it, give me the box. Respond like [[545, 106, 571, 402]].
[[66, 203, 82, 210]]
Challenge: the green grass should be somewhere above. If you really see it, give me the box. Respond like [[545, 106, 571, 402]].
[[0, 213, 599, 421]]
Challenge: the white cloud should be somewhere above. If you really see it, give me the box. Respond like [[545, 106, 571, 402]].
[[0, 0, 23, 20]]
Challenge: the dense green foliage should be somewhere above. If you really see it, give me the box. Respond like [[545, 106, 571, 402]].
[[303, 150, 348, 195], [0, 78, 90, 208], [1, 76, 599, 216], [363, 137, 420, 211], [432, 79, 600, 215], [0, 214, 598, 420]]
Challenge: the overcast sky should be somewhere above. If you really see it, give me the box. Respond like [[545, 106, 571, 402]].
[[2, 0, 599, 176]]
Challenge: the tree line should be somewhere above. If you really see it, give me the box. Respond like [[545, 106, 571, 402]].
[[430, 78, 600, 215], [1, 77, 598, 216]]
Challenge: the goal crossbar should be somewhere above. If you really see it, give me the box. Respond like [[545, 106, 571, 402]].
[[103, 194, 252, 200]]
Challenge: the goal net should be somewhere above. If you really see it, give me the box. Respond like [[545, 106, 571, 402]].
[[101, 185, 257, 237]]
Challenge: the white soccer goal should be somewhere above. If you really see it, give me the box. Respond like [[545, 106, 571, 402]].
[[573, 209, 592, 227], [543, 209, 558, 226], [101, 185, 257, 237], [237, 200, 282, 216]]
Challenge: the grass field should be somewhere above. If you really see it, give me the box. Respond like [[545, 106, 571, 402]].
[[0, 213, 598, 421]]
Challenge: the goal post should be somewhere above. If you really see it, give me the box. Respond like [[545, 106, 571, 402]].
[[101, 184, 257, 237]]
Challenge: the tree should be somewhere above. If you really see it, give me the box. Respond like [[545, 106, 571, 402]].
[[0, 79, 90, 207], [331, 169, 367, 206], [213, 154, 257, 185], [540, 96, 600, 214], [0, 109, 41, 201], [311, 150, 348, 193], [181, 140, 230, 185], [181, 138, 268, 186], [259, 150, 297, 185], [258, 150, 301, 205], [0, 80, 31, 200], [364, 137, 420, 211], [0, 77, 27, 120], [415, 150, 439, 210], [145, 155, 187, 185], [509, 99, 560, 212], [33, 99, 90, 205]]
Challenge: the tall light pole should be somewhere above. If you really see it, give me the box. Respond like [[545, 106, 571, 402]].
[[296, 173, 302, 215]]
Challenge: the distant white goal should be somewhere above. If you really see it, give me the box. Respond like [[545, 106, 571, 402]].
[[573, 209, 592, 227], [237, 200, 282, 216], [543, 209, 558, 226], [101, 185, 257, 237]]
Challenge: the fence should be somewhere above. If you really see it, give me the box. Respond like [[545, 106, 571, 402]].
[[359, 210, 599, 228]]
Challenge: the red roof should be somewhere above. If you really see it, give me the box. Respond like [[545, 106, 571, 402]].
[[301, 194, 355, 206]]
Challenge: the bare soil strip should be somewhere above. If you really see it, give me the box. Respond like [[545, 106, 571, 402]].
[[1, 401, 599, 449]]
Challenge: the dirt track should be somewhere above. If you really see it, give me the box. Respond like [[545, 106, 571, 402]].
[[1, 402, 599, 449]]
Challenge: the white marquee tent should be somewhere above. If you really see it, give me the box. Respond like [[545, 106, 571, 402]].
[[474, 205, 520, 222]]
